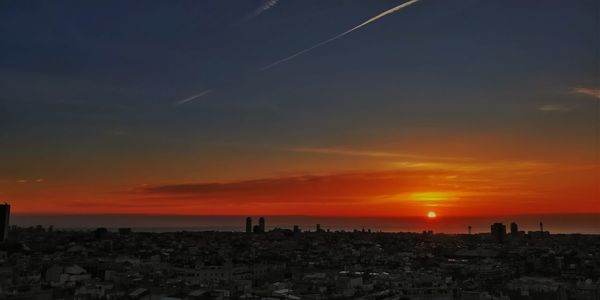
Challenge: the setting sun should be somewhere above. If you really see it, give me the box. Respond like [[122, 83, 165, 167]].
[[427, 211, 437, 218]]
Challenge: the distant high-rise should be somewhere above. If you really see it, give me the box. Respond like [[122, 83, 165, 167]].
[[539, 221, 544, 232], [118, 228, 132, 235], [94, 227, 108, 239], [258, 217, 265, 233], [468, 226, 472, 235], [490, 223, 506, 243], [245, 217, 252, 233], [510, 222, 518, 235], [0, 203, 9, 241], [316, 224, 322, 232], [293, 225, 300, 234]]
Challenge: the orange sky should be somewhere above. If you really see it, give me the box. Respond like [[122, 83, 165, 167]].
[[1, 0, 599, 219], [5, 138, 599, 217]]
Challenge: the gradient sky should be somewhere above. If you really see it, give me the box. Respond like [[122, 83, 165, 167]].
[[1, 0, 598, 218]]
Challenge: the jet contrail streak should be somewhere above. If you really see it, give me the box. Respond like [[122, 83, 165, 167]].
[[237, 0, 279, 23], [175, 89, 212, 105], [252, 0, 279, 18], [260, 0, 420, 71], [177, 0, 419, 106]]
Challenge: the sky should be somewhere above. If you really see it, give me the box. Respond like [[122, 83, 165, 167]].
[[0, 0, 599, 220]]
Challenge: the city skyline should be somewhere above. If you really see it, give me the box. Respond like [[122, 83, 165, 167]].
[[4, 218, 598, 299], [0, 201, 583, 240], [8, 212, 600, 235], [1, 0, 599, 221]]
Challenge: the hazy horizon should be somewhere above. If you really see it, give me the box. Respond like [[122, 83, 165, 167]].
[[12, 213, 600, 234]]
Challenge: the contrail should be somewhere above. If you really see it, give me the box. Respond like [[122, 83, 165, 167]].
[[177, 0, 418, 105], [175, 89, 212, 105], [252, 0, 279, 18], [237, 0, 279, 23], [260, 0, 421, 71]]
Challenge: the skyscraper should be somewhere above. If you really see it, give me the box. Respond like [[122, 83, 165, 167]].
[[246, 217, 252, 233], [258, 217, 265, 233], [510, 222, 519, 235], [0, 203, 9, 241], [490, 222, 506, 243]]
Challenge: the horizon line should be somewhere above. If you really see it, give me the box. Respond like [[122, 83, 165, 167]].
[[12, 212, 600, 218]]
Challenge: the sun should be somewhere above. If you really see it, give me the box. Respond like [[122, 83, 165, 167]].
[[427, 211, 437, 218]]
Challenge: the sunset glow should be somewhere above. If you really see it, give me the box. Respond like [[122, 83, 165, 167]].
[[3, 3, 600, 299], [0, 1, 598, 224]]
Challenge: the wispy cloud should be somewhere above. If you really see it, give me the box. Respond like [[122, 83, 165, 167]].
[[538, 104, 570, 112], [129, 158, 563, 212], [390, 160, 556, 177], [175, 89, 212, 106], [285, 146, 469, 161], [260, 0, 421, 71], [137, 169, 451, 204], [573, 87, 600, 99], [16, 178, 45, 183], [137, 160, 560, 199]]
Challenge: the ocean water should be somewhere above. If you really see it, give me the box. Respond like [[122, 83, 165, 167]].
[[11, 214, 600, 234]]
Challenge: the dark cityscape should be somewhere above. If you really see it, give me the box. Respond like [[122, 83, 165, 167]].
[[1, 204, 600, 299]]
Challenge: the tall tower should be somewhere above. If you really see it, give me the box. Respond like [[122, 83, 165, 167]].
[[510, 222, 519, 235], [490, 223, 506, 243], [468, 226, 472, 235], [258, 217, 265, 233], [0, 203, 10, 241], [539, 221, 544, 232], [245, 217, 252, 233]]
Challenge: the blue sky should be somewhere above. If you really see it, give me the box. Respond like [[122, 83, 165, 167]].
[[0, 0, 598, 216]]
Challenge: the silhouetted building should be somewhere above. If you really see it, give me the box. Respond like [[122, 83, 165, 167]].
[[490, 223, 506, 243], [246, 217, 252, 233], [259, 217, 265, 233], [0, 203, 9, 241], [510, 222, 518, 235], [118, 228, 132, 235], [94, 227, 108, 239], [253, 225, 260, 233], [468, 226, 472, 235], [316, 224, 322, 232], [539, 221, 544, 232], [293, 225, 300, 234]]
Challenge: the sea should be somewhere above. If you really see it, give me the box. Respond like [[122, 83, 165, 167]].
[[10, 213, 600, 234]]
